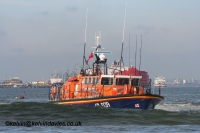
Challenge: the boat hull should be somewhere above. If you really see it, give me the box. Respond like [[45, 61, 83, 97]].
[[50, 94, 163, 110]]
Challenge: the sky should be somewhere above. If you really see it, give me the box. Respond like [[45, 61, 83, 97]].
[[0, 0, 200, 82]]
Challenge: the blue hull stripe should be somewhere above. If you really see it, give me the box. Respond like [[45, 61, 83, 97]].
[[52, 95, 163, 109]]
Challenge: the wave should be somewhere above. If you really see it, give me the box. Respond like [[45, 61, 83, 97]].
[[0, 102, 11, 105], [155, 103, 200, 112], [0, 102, 200, 126]]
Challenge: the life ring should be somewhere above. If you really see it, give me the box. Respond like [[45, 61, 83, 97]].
[[112, 88, 118, 96]]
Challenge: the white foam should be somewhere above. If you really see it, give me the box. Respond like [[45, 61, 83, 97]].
[[0, 102, 11, 105], [155, 103, 200, 112]]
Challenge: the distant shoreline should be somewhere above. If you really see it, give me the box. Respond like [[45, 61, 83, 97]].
[[165, 84, 200, 88]]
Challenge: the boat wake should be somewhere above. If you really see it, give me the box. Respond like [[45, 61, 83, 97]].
[[155, 103, 200, 112]]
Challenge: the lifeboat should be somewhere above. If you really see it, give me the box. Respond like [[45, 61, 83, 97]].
[[48, 32, 164, 110]]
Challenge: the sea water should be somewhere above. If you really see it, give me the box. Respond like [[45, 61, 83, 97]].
[[0, 87, 200, 132]]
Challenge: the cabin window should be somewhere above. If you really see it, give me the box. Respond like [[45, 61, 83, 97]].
[[92, 77, 95, 84], [101, 77, 113, 85], [93, 77, 98, 84], [95, 77, 99, 84], [116, 78, 129, 85], [131, 79, 139, 86], [88, 77, 91, 84], [85, 78, 88, 84], [90, 78, 93, 84], [82, 78, 85, 84]]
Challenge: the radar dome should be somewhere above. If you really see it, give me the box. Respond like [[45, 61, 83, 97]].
[[99, 54, 106, 61]]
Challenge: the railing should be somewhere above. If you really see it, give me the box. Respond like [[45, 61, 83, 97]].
[[49, 83, 103, 101], [48, 83, 63, 101], [144, 79, 162, 95]]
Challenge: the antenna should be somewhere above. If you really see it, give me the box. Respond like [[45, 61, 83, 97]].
[[129, 33, 130, 66], [122, 2, 127, 43], [135, 35, 137, 75], [85, 8, 88, 44], [95, 31, 101, 50], [139, 34, 142, 75], [83, 8, 88, 70], [120, 1, 127, 75]]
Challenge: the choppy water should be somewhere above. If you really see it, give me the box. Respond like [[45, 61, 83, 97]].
[[0, 87, 200, 132]]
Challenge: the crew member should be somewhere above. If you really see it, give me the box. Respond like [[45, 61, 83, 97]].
[[80, 69, 85, 76], [96, 65, 102, 76]]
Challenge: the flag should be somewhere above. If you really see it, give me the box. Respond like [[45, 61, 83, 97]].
[[86, 52, 94, 64]]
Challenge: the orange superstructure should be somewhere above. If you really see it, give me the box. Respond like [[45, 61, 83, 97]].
[[58, 74, 144, 100]]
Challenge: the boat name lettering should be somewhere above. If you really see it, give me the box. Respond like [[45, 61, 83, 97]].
[[95, 102, 110, 107]]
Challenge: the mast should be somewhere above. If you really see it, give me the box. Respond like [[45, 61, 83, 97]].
[[139, 34, 142, 75], [135, 35, 137, 75], [120, 2, 127, 75], [129, 33, 130, 66], [83, 8, 88, 70]]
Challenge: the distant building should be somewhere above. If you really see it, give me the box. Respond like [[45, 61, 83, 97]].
[[183, 79, 187, 84], [173, 78, 180, 84], [3, 77, 22, 84], [190, 78, 194, 84]]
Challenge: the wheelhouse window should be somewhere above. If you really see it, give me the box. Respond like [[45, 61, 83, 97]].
[[85, 78, 88, 84], [101, 77, 113, 85], [116, 78, 129, 85], [131, 79, 139, 86]]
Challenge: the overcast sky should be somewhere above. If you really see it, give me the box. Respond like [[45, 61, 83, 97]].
[[0, 0, 200, 82]]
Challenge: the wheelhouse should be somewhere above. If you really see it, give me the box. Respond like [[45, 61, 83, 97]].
[[100, 75, 142, 86]]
